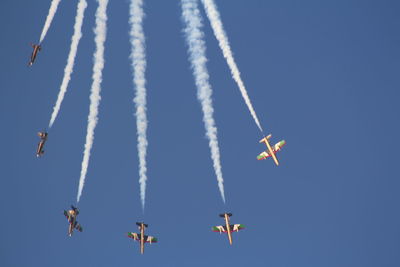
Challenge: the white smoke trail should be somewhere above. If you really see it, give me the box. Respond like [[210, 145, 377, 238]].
[[39, 0, 62, 43], [129, 0, 148, 210], [181, 0, 225, 203], [201, 0, 263, 132], [77, 0, 109, 202], [49, 0, 87, 128]]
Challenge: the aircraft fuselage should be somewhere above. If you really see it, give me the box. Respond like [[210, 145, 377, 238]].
[[36, 132, 47, 157], [29, 44, 41, 66], [68, 214, 76, 236], [224, 213, 233, 245], [36, 141, 45, 157], [140, 223, 145, 254]]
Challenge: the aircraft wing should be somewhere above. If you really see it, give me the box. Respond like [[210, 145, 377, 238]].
[[127, 232, 140, 241], [257, 151, 270, 160], [273, 140, 286, 152], [144, 235, 158, 243], [212, 225, 227, 233], [75, 223, 83, 232], [213, 224, 245, 233], [232, 224, 245, 232], [127, 233, 158, 243]]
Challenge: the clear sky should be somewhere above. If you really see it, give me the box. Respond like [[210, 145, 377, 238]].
[[1, 0, 400, 266]]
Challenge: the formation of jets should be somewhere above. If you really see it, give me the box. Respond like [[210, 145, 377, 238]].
[[36, 132, 285, 251], [60, 211, 243, 253], [28, 15, 289, 256], [30, 38, 285, 248], [28, 43, 41, 66], [35, 130, 284, 251]]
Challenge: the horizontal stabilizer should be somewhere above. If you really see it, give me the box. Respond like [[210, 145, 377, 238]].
[[259, 134, 272, 143], [136, 222, 148, 228]]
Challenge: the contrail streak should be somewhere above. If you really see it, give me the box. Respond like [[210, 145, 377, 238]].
[[49, 0, 87, 128], [39, 0, 62, 43], [181, 0, 225, 203], [77, 0, 109, 202], [201, 0, 263, 132], [129, 0, 148, 210]]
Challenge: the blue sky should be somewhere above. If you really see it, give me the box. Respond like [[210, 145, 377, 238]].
[[1, 0, 400, 266]]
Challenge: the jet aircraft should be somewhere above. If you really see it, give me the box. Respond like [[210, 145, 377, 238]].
[[36, 132, 48, 157], [63, 205, 83, 236], [212, 213, 244, 245], [128, 222, 157, 254], [28, 43, 41, 66], [257, 134, 286, 166]]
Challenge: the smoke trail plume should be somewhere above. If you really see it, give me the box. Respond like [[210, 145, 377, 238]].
[[181, 0, 225, 203], [77, 0, 109, 202], [39, 0, 62, 43], [49, 0, 87, 128], [129, 0, 148, 210], [201, 0, 263, 132]]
